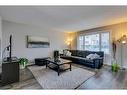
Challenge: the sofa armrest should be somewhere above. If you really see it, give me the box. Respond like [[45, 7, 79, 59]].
[[93, 57, 103, 69]]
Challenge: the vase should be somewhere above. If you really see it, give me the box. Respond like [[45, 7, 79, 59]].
[[111, 59, 118, 72], [20, 62, 27, 69], [20, 65, 25, 69], [19, 58, 28, 69]]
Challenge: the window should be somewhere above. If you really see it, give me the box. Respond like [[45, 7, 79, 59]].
[[84, 34, 99, 51], [78, 32, 110, 54], [78, 36, 84, 50]]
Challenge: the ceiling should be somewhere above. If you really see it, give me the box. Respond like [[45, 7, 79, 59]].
[[0, 6, 127, 32]]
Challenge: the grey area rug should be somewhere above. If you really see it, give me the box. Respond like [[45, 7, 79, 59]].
[[28, 65, 95, 89]]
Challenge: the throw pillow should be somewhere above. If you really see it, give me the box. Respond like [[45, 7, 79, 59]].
[[66, 51, 72, 56], [86, 53, 100, 60], [86, 54, 94, 59], [63, 50, 68, 56], [93, 53, 100, 59]]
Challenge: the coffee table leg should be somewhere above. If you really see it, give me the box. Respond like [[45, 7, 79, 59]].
[[58, 66, 60, 76], [46, 61, 48, 68], [46, 63, 47, 68], [70, 63, 72, 71]]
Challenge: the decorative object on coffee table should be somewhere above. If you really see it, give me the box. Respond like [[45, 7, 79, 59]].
[[19, 58, 28, 69], [54, 50, 59, 60]]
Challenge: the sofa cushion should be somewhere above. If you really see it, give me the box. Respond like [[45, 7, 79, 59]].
[[70, 50, 78, 56], [77, 51, 84, 57], [82, 51, 89, 58]]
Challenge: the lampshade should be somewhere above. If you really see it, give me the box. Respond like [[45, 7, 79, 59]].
[[66, 38, 72, 45], [117, 35, 127, 44]]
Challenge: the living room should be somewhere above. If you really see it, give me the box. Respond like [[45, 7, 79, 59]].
[[0, 6, 127, 89]]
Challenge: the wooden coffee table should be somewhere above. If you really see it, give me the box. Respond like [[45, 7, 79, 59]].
[[45, 58, 72, 76]]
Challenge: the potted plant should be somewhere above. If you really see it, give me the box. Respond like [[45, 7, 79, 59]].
[[111, 40, 118, 72], [19, 58, 28, 69]]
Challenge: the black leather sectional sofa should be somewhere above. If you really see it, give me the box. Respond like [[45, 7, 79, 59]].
[[60, 50, 104, 69]]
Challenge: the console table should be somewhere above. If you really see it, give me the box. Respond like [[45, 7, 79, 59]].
[[1, 60, 19, 86]]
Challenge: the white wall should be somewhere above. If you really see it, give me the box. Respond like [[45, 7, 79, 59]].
[[0, 17, 2, 64], [2, 20, 68, 62]]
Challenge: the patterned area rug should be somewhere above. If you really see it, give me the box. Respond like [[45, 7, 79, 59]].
[[28, 65, 95, 89]]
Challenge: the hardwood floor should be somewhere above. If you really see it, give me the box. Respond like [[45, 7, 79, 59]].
[[78, 65, 127, 89], [0, 67, 42, 89], [0, 64, 127, 89]]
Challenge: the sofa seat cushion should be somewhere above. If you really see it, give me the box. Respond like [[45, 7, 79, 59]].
[[70, 56, 94, 63]]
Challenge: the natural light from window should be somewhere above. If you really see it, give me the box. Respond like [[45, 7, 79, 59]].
[[78, 32, 110, 54]]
